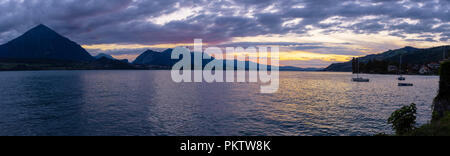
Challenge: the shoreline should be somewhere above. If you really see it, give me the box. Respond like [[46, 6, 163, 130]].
[[0, 69, 439, 76], [322, 70, 439, 76]]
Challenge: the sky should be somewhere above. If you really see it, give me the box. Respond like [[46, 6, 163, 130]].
[[0, 0, 449, 68]]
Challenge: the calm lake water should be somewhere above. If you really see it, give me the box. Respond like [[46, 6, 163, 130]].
[[0, 70, 438, 136]]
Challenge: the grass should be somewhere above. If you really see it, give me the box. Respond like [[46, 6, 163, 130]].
[[406, 113, 450, 136]]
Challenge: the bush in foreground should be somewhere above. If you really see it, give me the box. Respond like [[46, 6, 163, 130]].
[[388, 103, 417, 135], [406, 112, 450, 136], [433, 61, 450, 121]]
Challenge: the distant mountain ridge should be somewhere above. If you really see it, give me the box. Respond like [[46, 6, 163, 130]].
[[95, 53, 129, 63], [0, 24, 93, 61], [133, 49, 321, 71], [133, 49, 182, 66], [94, 53, 115, 60], [0, 24, 143, 70], [0, 24, 321, 71], [325, 46, 450, 72]]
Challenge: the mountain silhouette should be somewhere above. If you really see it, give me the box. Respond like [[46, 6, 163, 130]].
[[94, 53, 115, 60], [133, 49, 319, 71], [0, 24, 316, 71], [0, 24, 93, 61], [325, 45, 450, 73], [95, 53, 129, 63], [133, 49, 217, 69], [133, 49, 180, 66]]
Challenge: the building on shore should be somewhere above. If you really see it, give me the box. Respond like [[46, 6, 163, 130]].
[[388, 65, 398, 73], [419, 65, 432, 75], [428, 62, 441, 70]]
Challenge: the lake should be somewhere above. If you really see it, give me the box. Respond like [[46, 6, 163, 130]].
[[0, 70, 439, 136]]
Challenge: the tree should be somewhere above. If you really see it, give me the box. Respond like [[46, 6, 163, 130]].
[[433, 61, 450, 121], [388, 103, 417, 135]]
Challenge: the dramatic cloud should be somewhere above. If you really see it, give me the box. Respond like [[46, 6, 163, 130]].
[[0, 0, 449, 67]]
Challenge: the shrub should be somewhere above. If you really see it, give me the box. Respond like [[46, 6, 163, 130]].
[[407, 112, 450, 136], [433, 61, 450, 121], [388, 103, 417, 135]]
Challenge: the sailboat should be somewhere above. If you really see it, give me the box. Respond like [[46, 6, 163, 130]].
[[443, 46, 448, 63], [352, 58, 370, 82], [398, 55, 406, 81], [397, 55, 413, 86]]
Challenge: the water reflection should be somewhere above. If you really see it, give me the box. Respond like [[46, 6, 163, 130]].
[[0, 71, 87, 135], [0, 71, 439, 136]]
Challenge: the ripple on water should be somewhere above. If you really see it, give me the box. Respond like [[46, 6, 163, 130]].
[[0, 71, 438, 136]]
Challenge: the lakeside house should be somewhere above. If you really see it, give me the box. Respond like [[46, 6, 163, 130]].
[[419, 65, 432, 74], [428, 62, 441, 70], [388, 65, 398, 73]]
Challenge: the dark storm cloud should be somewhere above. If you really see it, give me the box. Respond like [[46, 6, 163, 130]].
[[0, 0, 449, 45]]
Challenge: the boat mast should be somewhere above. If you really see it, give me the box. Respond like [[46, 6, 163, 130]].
[[399, 55, 402, 77], [357, 58, 360, 78]]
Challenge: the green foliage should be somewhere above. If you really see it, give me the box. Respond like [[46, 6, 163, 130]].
[[373, 133, 391, 136], [351, 57, 392, 74], [432, 61, 450, 121], [407, 112, 450, 136], [437, 61, 450, 99], [361, 59, 390, 74], [432, 111, 441, 123], [388, 103, 417, 135]]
